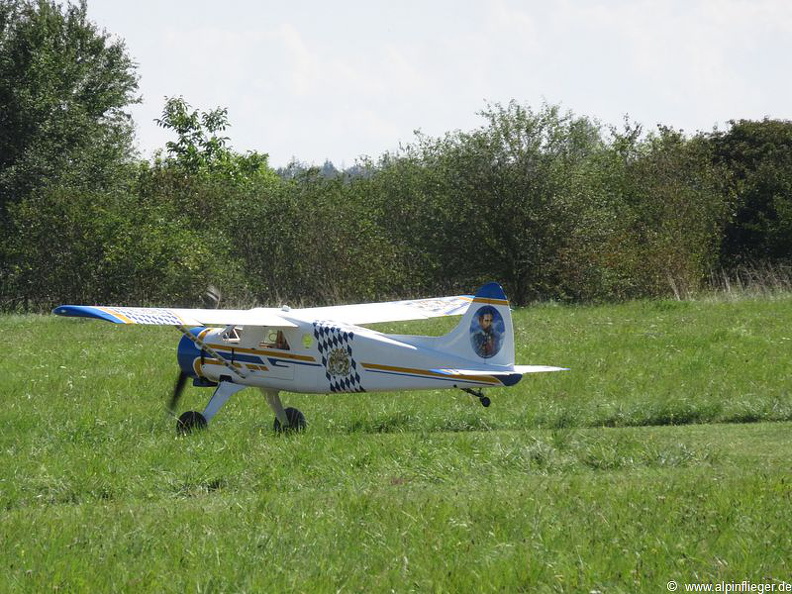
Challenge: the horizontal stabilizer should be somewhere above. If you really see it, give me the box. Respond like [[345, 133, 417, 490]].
[[513, 365, 570, 374], [431, 365, 567, 387]]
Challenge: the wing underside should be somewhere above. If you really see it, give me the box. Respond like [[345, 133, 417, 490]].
[[53, 294, 473, 327], [52, 305, 298, 327], [296, 295, 472, 325]]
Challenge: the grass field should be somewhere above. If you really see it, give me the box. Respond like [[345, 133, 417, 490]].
[[2, 296, 791, 592]]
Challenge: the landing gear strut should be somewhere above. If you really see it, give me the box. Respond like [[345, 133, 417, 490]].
[[462, 388, 491, 408], [174, 380, 245, 436], [263, 389, 306, 432]]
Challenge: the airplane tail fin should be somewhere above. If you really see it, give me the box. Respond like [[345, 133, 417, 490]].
[[426, 282, 567, 384], [438, 281, 518, 367]]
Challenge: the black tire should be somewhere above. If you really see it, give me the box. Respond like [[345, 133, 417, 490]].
[[177, 410, 207, 435], [273, 407, 306, 433], [480, 396, 491, 408]]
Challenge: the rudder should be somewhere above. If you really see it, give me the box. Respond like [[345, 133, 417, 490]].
[[437, 282, 516, 368]]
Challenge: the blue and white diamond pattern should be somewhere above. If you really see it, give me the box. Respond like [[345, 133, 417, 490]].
[[313, 321, 365, 393], [108, 307, 186, 325]]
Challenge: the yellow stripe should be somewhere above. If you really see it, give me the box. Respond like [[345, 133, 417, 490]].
[[255, 349, 316, 363], [98, 307, 135, 324], [206, 343, 316, 363], [246, 364, 269, 372], [472, 296, 510, 306], [361, 363, 501, 385], [197, 358, 269, 373], [433, 371, 502, 384]]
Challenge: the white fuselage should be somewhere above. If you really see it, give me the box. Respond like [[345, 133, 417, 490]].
[[179, 317, 509, 394]]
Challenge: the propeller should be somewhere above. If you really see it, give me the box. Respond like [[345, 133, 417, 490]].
[[168, 285, 222, 416], [203, 284, 221, 309], [169, 370, 189, 415]]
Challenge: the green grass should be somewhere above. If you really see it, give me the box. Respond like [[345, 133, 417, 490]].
[[2, 297, 792, 592]]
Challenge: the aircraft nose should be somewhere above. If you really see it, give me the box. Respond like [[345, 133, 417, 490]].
[[177, 328, 204, 378]]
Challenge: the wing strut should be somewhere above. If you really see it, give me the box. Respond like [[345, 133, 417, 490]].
[[176, 325, 249, 380]]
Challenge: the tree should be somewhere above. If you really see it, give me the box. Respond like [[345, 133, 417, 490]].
[[401, 102, 607, 303], [154, 96, 276, 184], [155, 96, 230, 173], [617, 126, 731, 298], [708, 118, 792, 264], [0, 0, 139, 213]]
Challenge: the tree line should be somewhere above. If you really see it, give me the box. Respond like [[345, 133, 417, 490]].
[[2, 0, 792, 310]]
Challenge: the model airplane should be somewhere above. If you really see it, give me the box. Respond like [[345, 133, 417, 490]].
[[53, 282, 566, 434]]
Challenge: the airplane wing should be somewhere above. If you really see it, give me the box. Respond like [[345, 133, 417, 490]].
[[294, 295, 473, 326], [52, 305, 298, 328], [53, 294, 473, 328]]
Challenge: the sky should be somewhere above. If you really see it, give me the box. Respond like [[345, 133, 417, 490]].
[[86, 0, 792, 168]]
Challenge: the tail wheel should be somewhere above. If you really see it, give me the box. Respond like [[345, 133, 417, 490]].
[[177, 410, 207, 435], [274, 407, 306, 433], [462, 387, 491, 408]]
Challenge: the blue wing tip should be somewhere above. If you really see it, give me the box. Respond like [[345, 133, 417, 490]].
[[53, 305, 121, 323], [475, 282, 507, 301]]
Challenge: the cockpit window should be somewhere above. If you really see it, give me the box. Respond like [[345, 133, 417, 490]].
[[221, 326, 242, 342], [261, 329, 290, 350]]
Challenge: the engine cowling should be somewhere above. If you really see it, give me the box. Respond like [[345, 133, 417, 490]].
[[177, 327, 207, 379]]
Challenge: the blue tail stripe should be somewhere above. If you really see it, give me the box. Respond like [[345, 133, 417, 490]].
[[475, 282, 507, 301]]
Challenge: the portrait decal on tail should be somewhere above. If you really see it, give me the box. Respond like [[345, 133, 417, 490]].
[[469, 305, 504, 359]]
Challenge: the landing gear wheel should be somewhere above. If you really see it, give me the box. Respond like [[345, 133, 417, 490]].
[[177, 410, 207, 435], [462, 387, 491, 408], [273, 407, 306, 433]]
